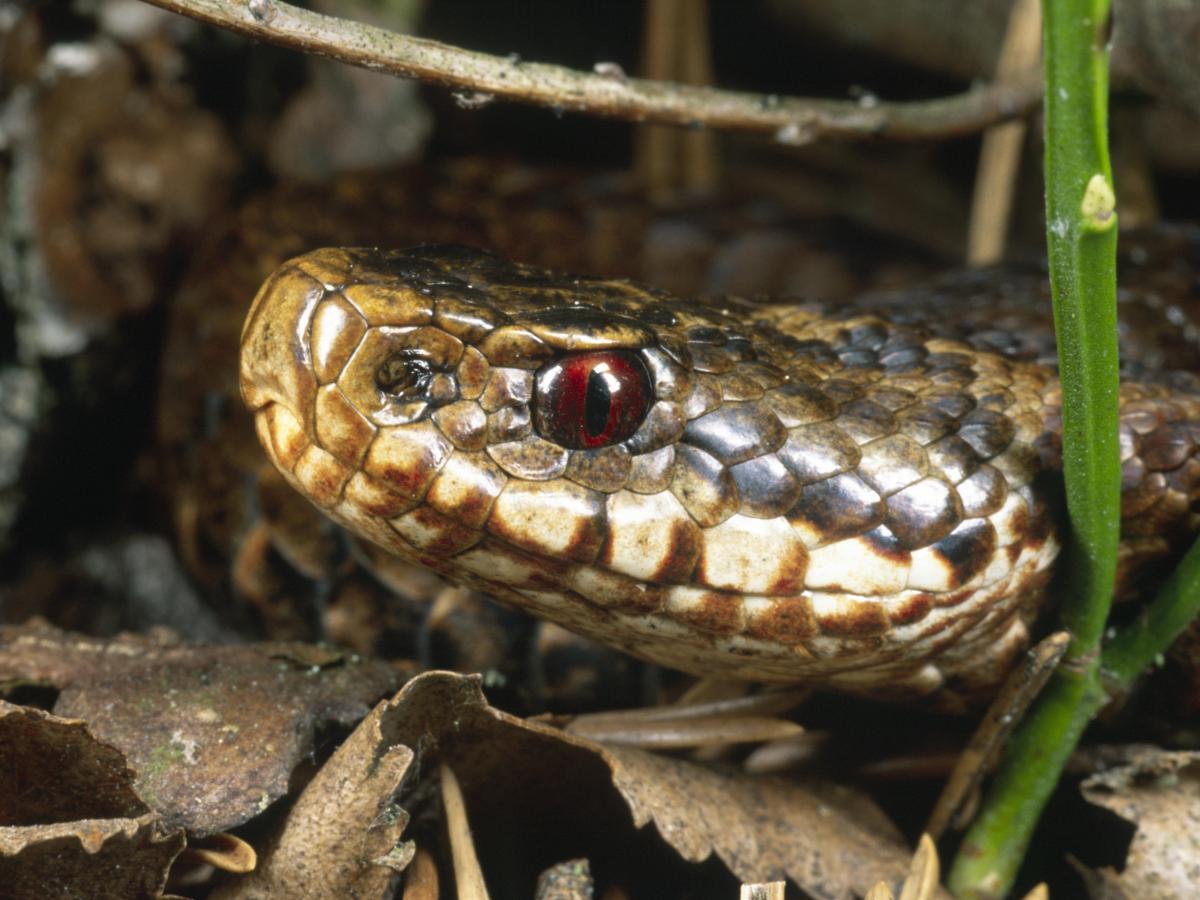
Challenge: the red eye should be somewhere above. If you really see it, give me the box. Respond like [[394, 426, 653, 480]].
[[534, 351, 652, 449]]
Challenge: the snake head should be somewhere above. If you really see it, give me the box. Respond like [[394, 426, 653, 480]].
[[239, 245, 708, 571]]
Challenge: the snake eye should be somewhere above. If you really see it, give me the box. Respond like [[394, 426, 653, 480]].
[[534, 351, 652, 449]]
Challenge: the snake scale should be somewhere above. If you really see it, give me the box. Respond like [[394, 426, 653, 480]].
[[239, 241, 1200, 706]]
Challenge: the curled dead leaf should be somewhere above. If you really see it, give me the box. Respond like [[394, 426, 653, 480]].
[[0, 700, 184, 898], [183, 832, 258, 873], [0, 814, 185, 900], [365, 671, 932, 899], [213, 696, 415, 899], [0, 622, 399, 835], [0, 699, 144, 824]]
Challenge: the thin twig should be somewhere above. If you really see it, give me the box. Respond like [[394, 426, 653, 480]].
[[140, 0, 1041, 143], [924, 632, 1069, 840]]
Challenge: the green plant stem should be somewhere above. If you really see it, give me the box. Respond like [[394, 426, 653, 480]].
[[950, 665, 1105, 898], [1042, 2, 1120, 658], [946, 539, 1200, 899], [947, 0, 1118, 895], [1104, 536, 1200, 687]]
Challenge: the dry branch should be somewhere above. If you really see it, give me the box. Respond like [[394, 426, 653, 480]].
[[140, 0, 1041, 143]]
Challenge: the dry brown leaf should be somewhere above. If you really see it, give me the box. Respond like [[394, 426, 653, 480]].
[[184, 832, 258, 873], [0, 700, 184, 898], [601, 743, 913, 894], [1080, 747, 1200, 899], [215, 696, 416, 899], [373, 670, 930, 899], [0, 622, 399, 834], [0, 814, 185, 899], [0, 699, 145, 824]]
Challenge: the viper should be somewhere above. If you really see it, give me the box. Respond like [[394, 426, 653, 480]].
[[239, 241, 1200, 707]]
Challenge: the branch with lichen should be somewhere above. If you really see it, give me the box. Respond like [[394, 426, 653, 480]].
[[138, 0, 1040, 144]]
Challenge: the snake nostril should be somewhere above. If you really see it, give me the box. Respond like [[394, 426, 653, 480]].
[[375, 350, 435, 399]]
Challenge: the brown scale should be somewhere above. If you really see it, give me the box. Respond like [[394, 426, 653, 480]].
[[240, 240, 1200, 708]]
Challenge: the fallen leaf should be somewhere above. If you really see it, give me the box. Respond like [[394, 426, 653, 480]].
[[0, 700, 184, 898], [1080, 747, 1200, 899], [0, 622, 399, 834], [0, 814, 185, 899], [373, 671, 930, 899], [0, 700, 144, 824], [215, 697, 415, 898]]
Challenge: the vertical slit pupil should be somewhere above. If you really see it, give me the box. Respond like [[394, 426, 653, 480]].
[[585, 367, 612, 438]]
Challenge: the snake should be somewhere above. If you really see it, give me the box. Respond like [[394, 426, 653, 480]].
[[238, 238, 1200, 707], [161, 159, 927, 654]]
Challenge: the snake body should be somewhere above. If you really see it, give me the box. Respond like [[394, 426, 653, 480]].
[[240, 244, 1200, 704]]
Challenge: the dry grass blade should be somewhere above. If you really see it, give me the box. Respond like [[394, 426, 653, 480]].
[[866, 834, 944, 900], [565, 687, 806, 749], [568, 687, 809, 727], [858, 752, 963, 783], [672, 678, 753, 706], [966, 0, 1043, 264], [635, 0, 718, 196], [679, 0, 718, 190], [742, 732, 829, 775], [636, 0, 682, 194], [567, 713, 802, 749], [440, 763, 490, 900], [898, 834, 940, 900]]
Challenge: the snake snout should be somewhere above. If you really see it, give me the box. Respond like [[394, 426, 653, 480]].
[[240, 264, 320, 417], [238, 258, 328, 484], [241, 248, 493, 530]]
